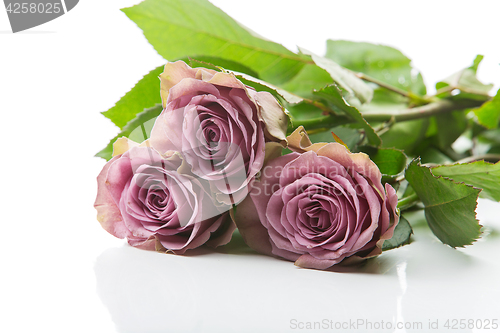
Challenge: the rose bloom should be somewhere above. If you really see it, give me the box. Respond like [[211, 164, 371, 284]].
[[150, 61, 288, 204], [94, 139, 235, 254], [235, 128, 399, 269]]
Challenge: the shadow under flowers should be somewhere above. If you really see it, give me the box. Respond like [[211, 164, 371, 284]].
[[162, 229, 261, 257], [191, 229, 404, 275], [175, 228, 404, 274]]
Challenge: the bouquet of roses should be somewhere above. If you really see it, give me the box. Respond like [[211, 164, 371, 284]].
[[94, 0, 500, 270]]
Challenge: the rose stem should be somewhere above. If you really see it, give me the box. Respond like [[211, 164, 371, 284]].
[[397, 192, 420, 211], [354, 72, 430, 105], [454, 154, 500, 164], [362, 99, 485, 122], [290, 98, 486, 132]]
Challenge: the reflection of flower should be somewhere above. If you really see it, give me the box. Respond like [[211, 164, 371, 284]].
[[150, 61, 288, 204], [235, 128, 399, 269], [94, 141, 235, 254]]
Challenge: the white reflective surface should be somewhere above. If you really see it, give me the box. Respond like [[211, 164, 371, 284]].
[[93, 203, 500, 333], [1, 1, 499, 332]]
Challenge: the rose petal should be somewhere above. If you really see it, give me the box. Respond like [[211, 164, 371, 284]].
[[205, 213, 236, 248], [150, 104, 186, 155], [286, 126, 328, 153], [251, 90, 288, 143], [206, 71, 248, 90], [233, 194, 273, 256], [295, 254, 341, 270], [317, 144, 384, 195], [159, 61, 216, 108], [94, 155, 131, 239], [112, 137, 140, 157], [166, 78, 221, 106]]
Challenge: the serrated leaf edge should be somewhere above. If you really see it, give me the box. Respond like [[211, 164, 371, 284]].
[[406, 159, 483, 247]]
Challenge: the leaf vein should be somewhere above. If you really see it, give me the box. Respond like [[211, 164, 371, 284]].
[[133, 13, 311, 64], [424, 191, 478, 208]]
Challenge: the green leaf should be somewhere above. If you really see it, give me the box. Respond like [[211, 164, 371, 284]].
[[182, 56, 260, 78], [95, 104, 163, 160], [431, 160, 500, 201], [474, 88, 500, 129], [233, 72, 303, 105], [358, 89, 409, 114], [321, 42, 433, 152], [308, 126, 362, 151], [488, 146, 500, 154], [357, 146, 406, 176], [330, 126, 363, 150], [436, 55, 493, 97], [122, 0, 310, 84], [382, 216, 412, 251], [281, 64, 334, 100], [325, 40, 426, 95], [433, 110, 468, 149], [470, 54, 482, 72], [322, 41, 425, 117], [405, 159, 482, 248], [380, 118, 429, 154], [286, 111, 353, 134], [299, 47, 373, 104], [478, 127, 500, 145], [418, 147, 453, 165], [102, 66, 163, 129], [286, 102, 325, 121], [313, 85, 381, 146]]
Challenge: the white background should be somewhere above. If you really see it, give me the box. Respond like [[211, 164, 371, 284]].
[[1, 1, 500, 332]]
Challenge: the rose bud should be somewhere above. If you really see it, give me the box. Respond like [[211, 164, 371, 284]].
[[235, 127, 399, 270], [150, 61, 288, 205], [94, 138, 235, 254]]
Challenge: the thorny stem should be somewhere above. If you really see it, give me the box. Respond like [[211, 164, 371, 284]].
[[455, 154, 500, 164], [354, 72, 430, 105], [289, 98, 486, 131], [432, 85, 491, 99], [362, 98, 485, 122], [433, 85, 455, 97], [356, 72, 410, 97]]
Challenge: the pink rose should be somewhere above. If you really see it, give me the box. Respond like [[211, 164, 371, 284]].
[[150, 61, 288, 204], [235, 128, 399, 269], [94, 141, 235, 254]]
